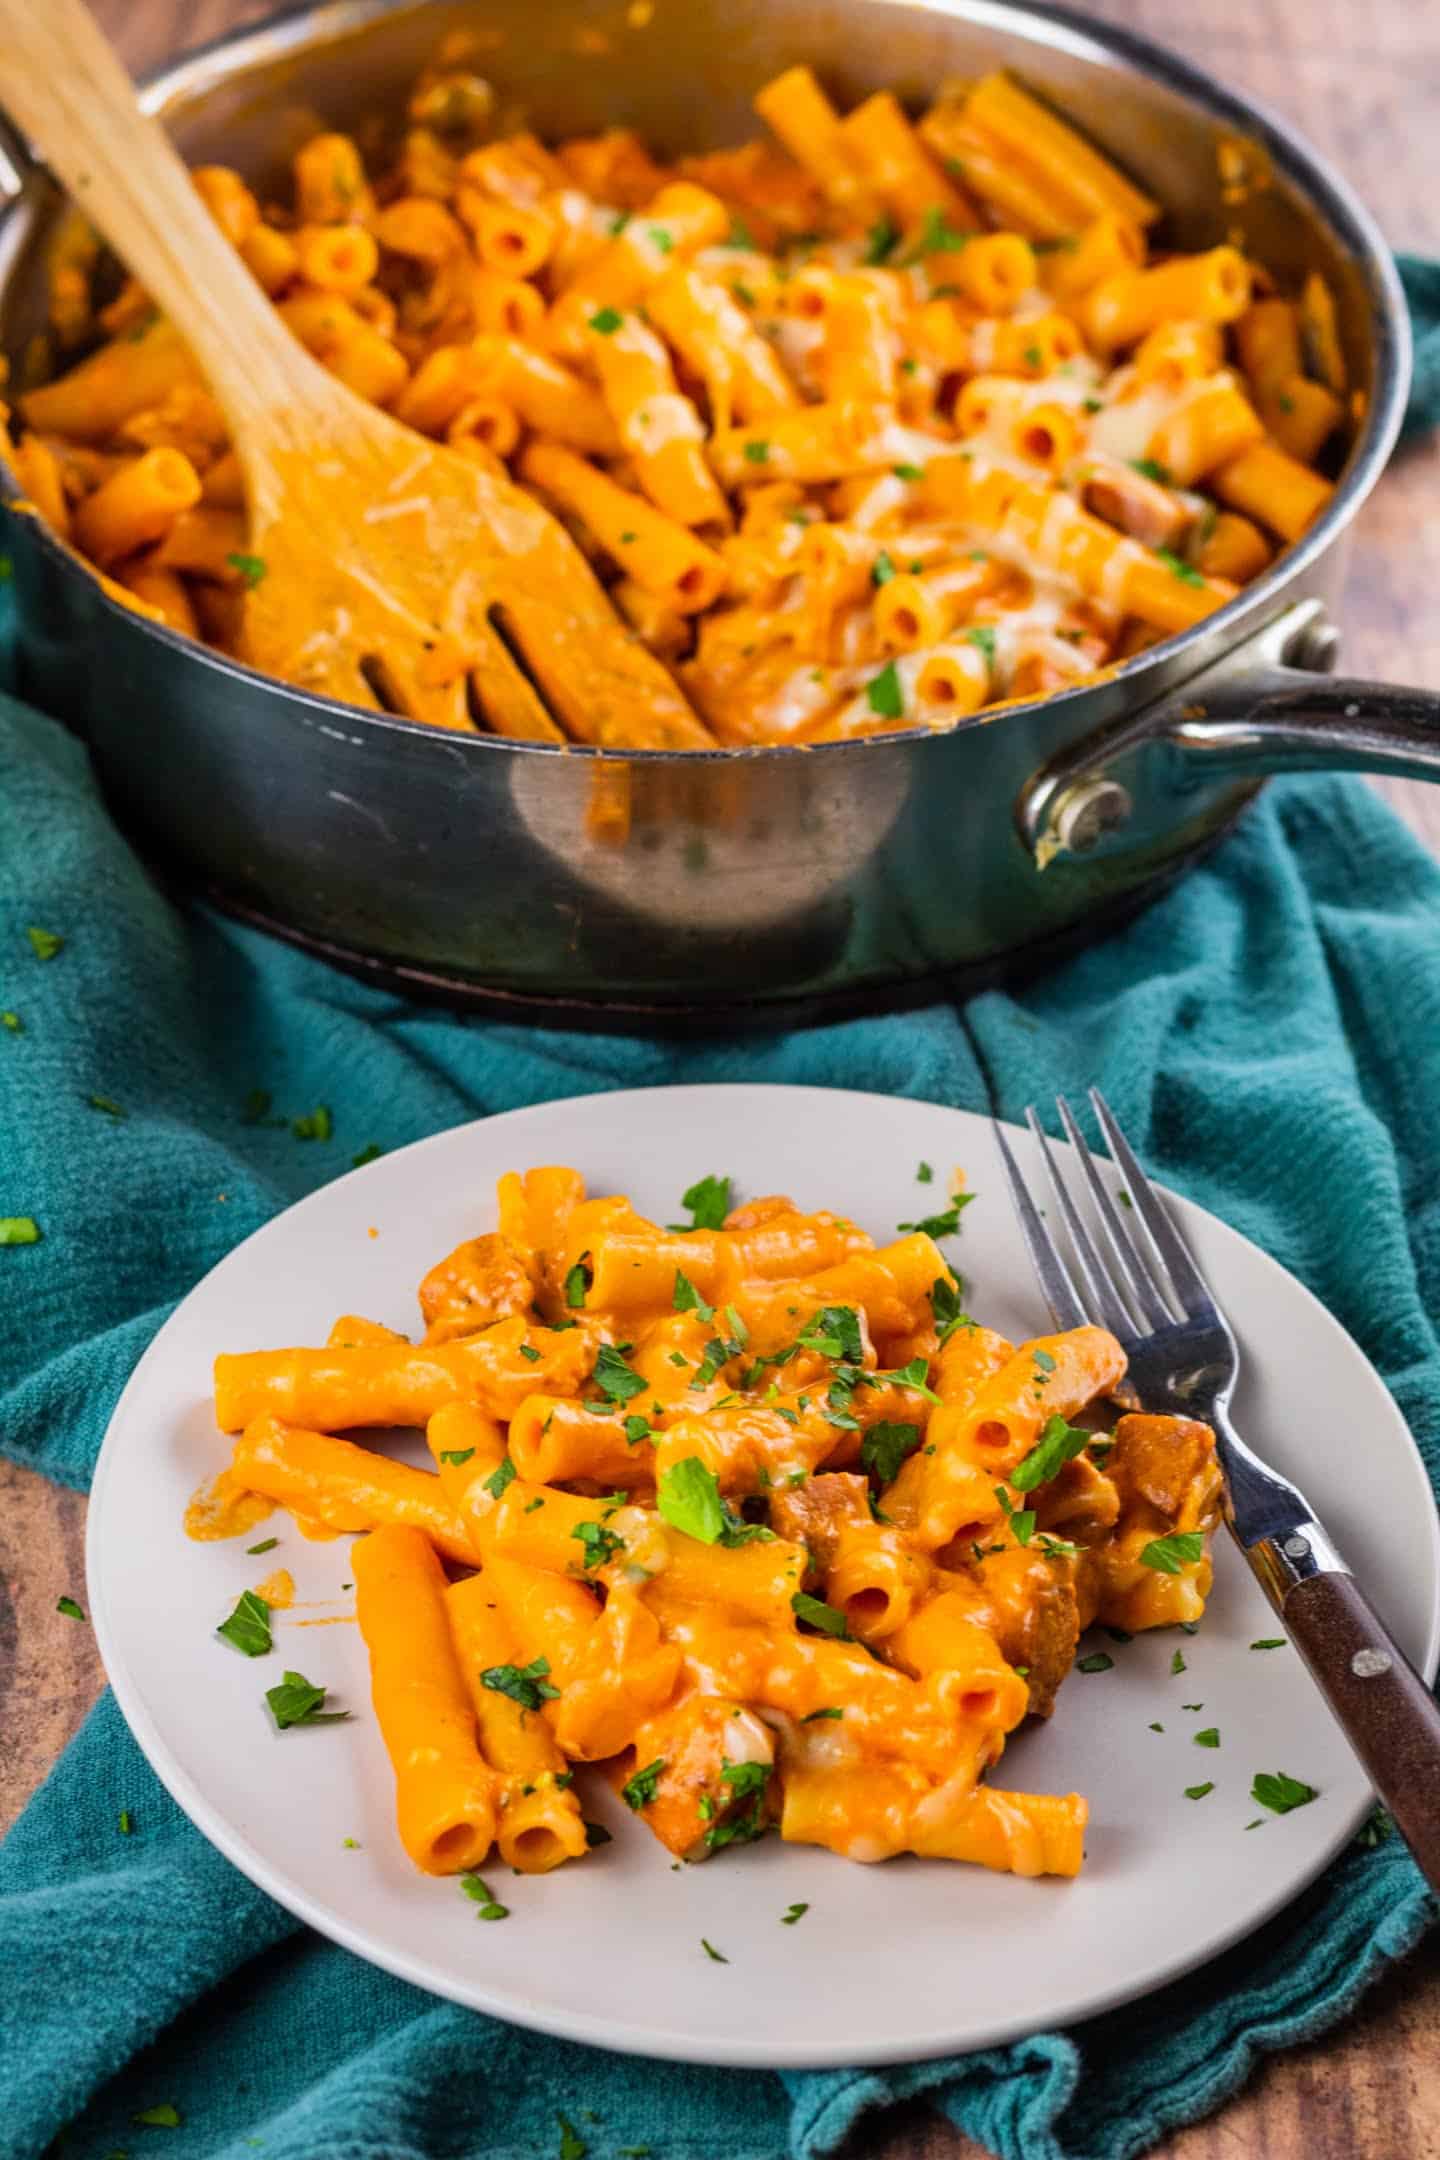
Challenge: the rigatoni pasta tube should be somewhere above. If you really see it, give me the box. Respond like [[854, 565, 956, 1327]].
[[1081, 247, 1252, 352], [444, 1573, 589, 1872], [353, 1525, 498, 1874], [508, 1394, 655, 1487], [962, 72, 1158, 229], [518, 441, 727, 613], [214, 1318, 592, 1433], [232, 1414, 479, 1563], [71, 448, 202, 567], [1212, 438, 1334, 541], [839, 90, 978, 231], [948, 1326, 1126, 1477], [21, 319, 199, 440]]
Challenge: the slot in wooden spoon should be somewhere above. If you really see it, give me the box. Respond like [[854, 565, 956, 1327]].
[[0, 0, 716, 748]]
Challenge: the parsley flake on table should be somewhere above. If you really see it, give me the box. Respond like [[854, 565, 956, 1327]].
[[1171, 1648, 1187, 1675], [246, 1537, 278, 1555], [351, 1143, 383, 1167], [861, 1420, 922, 1485], [118, 1809, 134, 1833], [216, 1589, 272, 1658], [481, 1656, 559, 1712], [1148, 1722, 1164, 1733], [622, 1757, 666, 1810], [780, 1902, 809, 1924], [0, 1214, 41, 1245], [1356, 1806, 1394, 1849], [1250, 1637, 1287, 1651], [87, 1093, 127, 1118], [584, 1819, 612, 1846], [557, 2118, 587, 2160], [26, 926, 63, 960], [791, 1590, 849, 1638], [1252, 1769, 1318, 1815], [291, 1105, 332, 1141], [673, 1174, 732, 1229], [1076, 1651, 1114, 1674], [133, 2103, 183, 2128], [1184, 1782, 1214, 1801], [265, 1671, 350, 1729], [1193, 1727, 1220, 1749], [1010, 1413, 1090, 1492], [1, 1009, 20, 1030], [56, 1594, 85, 1620], [916, 1161, 934, 1183], [1140, 1530, 1206, 1573], [461, 1872, 509, 1920], [701, 1937, 729, 1963]]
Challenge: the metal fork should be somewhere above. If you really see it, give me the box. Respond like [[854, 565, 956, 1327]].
[[994, 1087, 1440, 1891]]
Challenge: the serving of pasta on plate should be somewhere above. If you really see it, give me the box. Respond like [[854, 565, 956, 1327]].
[[199, 1162, 1224, 1886], [7, 44, 1348, 747]]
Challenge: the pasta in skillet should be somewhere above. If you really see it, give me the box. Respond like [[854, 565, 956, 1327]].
[[200, 1165, 1224, 1881], [7, 47, 1345, 746]]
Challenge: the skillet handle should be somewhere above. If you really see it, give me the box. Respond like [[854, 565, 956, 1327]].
[[1017, 599, 1440, 864]]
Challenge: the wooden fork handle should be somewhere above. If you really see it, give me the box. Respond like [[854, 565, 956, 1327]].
[[0, 0, 325, 431], [1280, 1568, 1440, 1891]]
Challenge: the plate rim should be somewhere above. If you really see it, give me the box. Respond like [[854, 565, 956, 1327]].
[[85, 1082, 1440, 2068]]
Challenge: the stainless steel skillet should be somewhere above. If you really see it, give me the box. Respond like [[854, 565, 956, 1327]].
[[0, 0, 1435, 1021]]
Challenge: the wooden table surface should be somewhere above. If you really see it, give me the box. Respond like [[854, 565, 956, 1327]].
[[5, 0, 1440, 2154]]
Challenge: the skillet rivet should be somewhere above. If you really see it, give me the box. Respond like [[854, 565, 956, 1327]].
[[1283, 1534, 1310, 1560], [1350, 1648, 1392, 1679]]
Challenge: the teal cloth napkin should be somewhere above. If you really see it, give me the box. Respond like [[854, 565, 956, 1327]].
[[4, 266, 1440, 2160]]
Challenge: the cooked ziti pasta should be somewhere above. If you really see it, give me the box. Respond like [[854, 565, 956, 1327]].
[[200, 1162, 1224, 1881]]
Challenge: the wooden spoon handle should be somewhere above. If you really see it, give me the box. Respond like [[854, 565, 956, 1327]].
[[0, 0, 328, 437]]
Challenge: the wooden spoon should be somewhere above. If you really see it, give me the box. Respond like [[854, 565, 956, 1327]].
[[0, 0, 716, 747]]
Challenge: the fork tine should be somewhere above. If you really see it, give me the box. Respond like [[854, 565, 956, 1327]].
[[1054, 1095, 1177, 1333], [1024, 1106, 1139, 1339], [991, 1117, 1089, 1331], [1088, 1088, 1218, 1320]]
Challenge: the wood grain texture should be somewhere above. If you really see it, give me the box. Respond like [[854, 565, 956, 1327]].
[[5, 0, 1440, 2153]]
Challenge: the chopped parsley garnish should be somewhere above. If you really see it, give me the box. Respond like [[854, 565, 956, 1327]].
[[592, 1342, 647, 1404], [87, 1092, 126, 1118], [917, 1161, 933, 1183], [291, 1106, 332, 1141], [799, 1304, 864, 1362], [564, 1254, 592, 1307], [1149, 1721, 1164, 1733], [705, 1759, 773, 1850], [1194, 1727, 1220, 1748], [440, 1446, 476, 1466], [648, 225, 674, 254], [892, 462, 925, 482], [1184, 1782, 1214, 1801], [1140, 1530, 1206, 1574], [519, 1343, 541, 1362], [1130, 456, 1172, 484], [1082, 395, 1103, 413], [589, 306, 623, 334], [216, 1589, 272, 1657], [690, 1306, 749, 1388], [701, 1937, 729, 1963], [743, 439, 771, 465], [993, 1485, 1037, 1546], [1155, 546, 1205, 587], [621, 1757, 666, 1809], [119, 1809, 134, 1833], [461, 1872, 509, 1920], [791, 1591, 849, 1638], [481, 1656, 559, 1712], [1356, 1806, 1394, 1849], [265, 1671, 349, 1729], [624, 1414, 654, 1445], [1, 1010, 20, 1030], [1171, 1648, 1187, 1675], [930, 1274, 976, 1344], [133, 2104, 183, 2128], [861, 1420, 922, 1485], [862, 214, 899, 264], [726, 214, 755, 249], [802, 1706, 843, 1722], [865, 661, 905, 720], [584, 1819, 613, 1846], [557, 2117, 587, 2160], [484, 1454, 517, 1499], [965, 625, 997, 667], [56, 1594, 85, 1621], [906, 203, 972, 259], [26, 926, 63, 960], [674, 1174, 732, 1230], [226, 552, 268, 589], [883, 1355, 939, 1401], [872, 549, 897, 587], [897, 1192, 974, 1238], [657, 1456, 770, 1547], [780, 1902, 809, 1924], [572, 1519, 626, 1572], [246, 1537, 278, 1555], [1010, 1413, 1090, 1493], [1076, 1651, 1114, 1674], [351, 1142, 383, 1167], [1252, 1770, 1317, 1815], [1250, 1637, 1287, 1651], [673, 1269, 715, 1322]]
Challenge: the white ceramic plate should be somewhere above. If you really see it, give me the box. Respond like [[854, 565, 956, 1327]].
[[88, 1085, 1440, 2069]]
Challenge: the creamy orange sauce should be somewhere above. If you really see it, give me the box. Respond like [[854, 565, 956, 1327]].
[[292, 1510, 345, 1543], [295, 1613, 359, 1627], [184, 1469, 273, 1543]]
